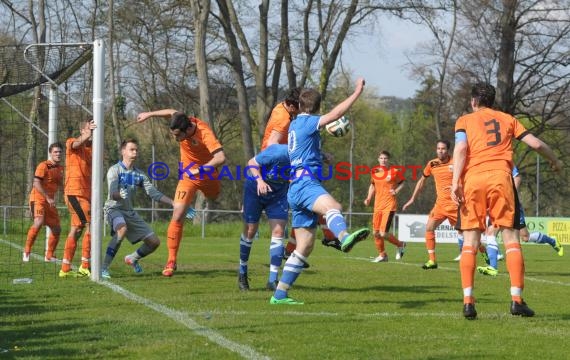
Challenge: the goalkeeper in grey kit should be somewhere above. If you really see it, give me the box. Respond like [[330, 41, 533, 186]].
[[102, 138, 195, 278]]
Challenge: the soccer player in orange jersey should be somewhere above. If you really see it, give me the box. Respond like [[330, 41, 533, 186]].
[[403, 140, 457, 269], [364, 151, 406, 262], [261, 88, 301, 150], [451, 83, 562, 319], [60, 120, 96, 278], [137, 110, 226, 277], [23, 143, 64, 263]]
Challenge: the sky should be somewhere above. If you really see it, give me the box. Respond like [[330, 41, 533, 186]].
[[342, 16, 432, 99]]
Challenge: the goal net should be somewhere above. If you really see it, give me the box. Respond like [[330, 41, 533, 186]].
[[0, 40, 105, 285]]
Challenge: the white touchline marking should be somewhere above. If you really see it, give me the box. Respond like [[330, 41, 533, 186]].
[[100, 281, 271, 360], [1, 238, 268, 359]]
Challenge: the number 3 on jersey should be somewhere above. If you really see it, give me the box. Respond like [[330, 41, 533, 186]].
[[485, 119, 501, 146]]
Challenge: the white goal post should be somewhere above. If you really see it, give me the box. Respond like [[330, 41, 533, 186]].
[[90, 39, 105, 281]]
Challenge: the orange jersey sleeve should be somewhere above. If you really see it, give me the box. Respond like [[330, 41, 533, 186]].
[[370, 167, 400, 211], [455, 108, 528, 175], [424, 157, 454, 207], [179, 117, 223, 169], [261, 103, 293, 150], [30, 160, 63, 201], [64, 137, 92, 197]]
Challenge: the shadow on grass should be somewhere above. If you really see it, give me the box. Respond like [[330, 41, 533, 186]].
[[526, 271, 570, 277], [0, 289, 98, 359], [295, 283, 449, 294]]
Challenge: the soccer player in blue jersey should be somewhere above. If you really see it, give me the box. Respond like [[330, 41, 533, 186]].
[[239, 144, 291, 291], [478, 166, 564, 276], [270, 77, 370, 305]]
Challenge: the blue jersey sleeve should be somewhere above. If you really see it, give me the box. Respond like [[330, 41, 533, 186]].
[[255, 144, 290, 169], [455, 130, 467, 143], [512, 166, 519, 178]]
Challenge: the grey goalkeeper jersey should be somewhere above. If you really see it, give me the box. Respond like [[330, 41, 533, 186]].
[[104, 161, 165, 212]]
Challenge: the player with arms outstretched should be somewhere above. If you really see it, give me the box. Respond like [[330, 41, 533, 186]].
[[136, 110, 225, 277]]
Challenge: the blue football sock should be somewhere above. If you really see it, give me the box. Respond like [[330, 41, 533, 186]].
[[325, 209, 347, 240], [274, 251, 306, 299], [239, 234, 253, 274], [486, 235, 499, 269], [529, 232, 556, 247], [103, 234, 123, 269], [269, 237, 284, 282], [457, 234, 464, 252]]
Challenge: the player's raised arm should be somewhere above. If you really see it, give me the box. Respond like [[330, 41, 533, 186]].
[[319, 77, 365, 127], [136, 109, 178, 123], [72, 120, 96, 149]]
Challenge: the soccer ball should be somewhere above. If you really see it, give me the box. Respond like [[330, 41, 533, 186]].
[[325, 116, 351, 137]]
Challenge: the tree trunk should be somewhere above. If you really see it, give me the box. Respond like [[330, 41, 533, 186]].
[[495, 0, 517, 113], [107, 0, 123, 151], [191, 0, 217, 135], [25, 0, 46, 197], [255, 0, 271, 140], [216, 0, 255, 159], [318, 0, 358, 108]]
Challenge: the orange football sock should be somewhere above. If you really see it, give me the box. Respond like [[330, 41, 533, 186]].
[[505, 242, 524, 302], [387, 234, 401, 247], [460, 245, 477, 303], [46, 232, 60, 258], [25, 226, 40, 253], [81, 232, 91, 268], [166, 221, 184, 263], [374, 235, 385, 255], [61, 236, 77, 272], [425, 230, 436, 262]]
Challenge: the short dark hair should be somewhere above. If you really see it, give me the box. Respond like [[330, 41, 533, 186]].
[[379, 150, 391, 158], [299, 88, 321, 113], [170, 112, 190, 131], [471, 83, 495, 107], [48, 142, 63, 152], [121, 138, 138, 149], [436, 139, 451, 150], [284, 88, 301, 108]]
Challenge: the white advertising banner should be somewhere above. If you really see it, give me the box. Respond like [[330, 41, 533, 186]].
[[398, 214, 458, 243]]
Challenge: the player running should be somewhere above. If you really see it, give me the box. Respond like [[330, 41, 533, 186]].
[[364, 150, 406, 262]]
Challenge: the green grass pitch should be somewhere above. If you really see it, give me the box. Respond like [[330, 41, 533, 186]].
[[1, 221, 569, 359]]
